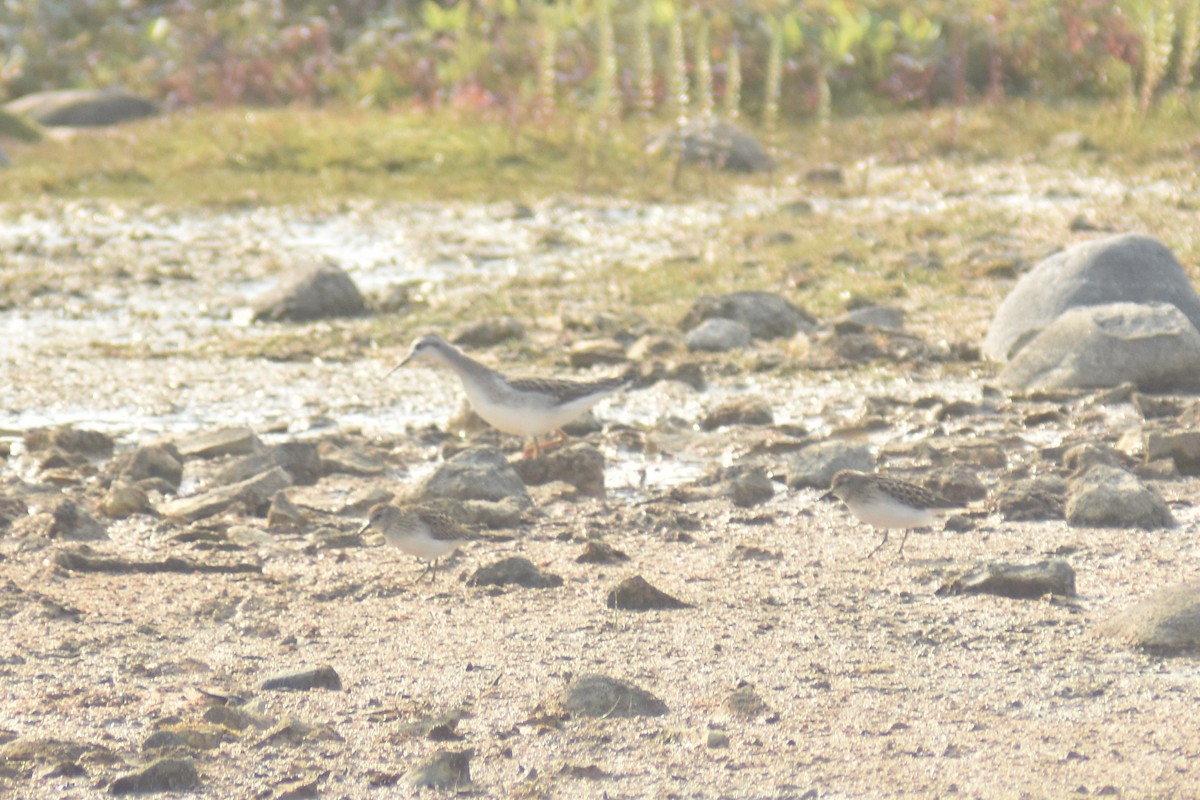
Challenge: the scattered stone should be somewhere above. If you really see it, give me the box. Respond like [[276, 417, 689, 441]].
[[23, 427, 114, 458], [672, 465, 775, 507], [403, 748, 473, 790], [142, 725, 223, 753], [159, 466, 293, 523], [730, 544, 780, 562], [5, 87, 158, 127], [217, 443, 321, 486], [569, 339, 628, 368], [924, 468, 988, 505], [259, 665, 343, 692], [202, 705, 274, 733], [706, 729, 730, 748], [999, 302, 1200, 392], [1066, 465, 1175, 529], [993, 476, 1067, 521], [562, 674, 669, 718], [627, 334, 682, 361], [512, 443, 605, 498], [116, 444, 184, 490], [101, 481, 151, 518], [1063, 442, 1133, 476], [109, 757, 199, 795], [10, 499, 108, 541], [937, 560, 1077, 599], [0, 736, 102, 766], [701, 396, 774, 430], [575, 541, 629, 564], [984, 234, 1200, 361], [267, 491, 307, 529], [253, 717, 343, 748], [1144, 431, 1200, 475], [451, 315, 525, 347], [273, 774, 323, 799], [468, 557, 563, 589], [836, 305, 905, 331], [606, 575, 690, 611], [647, 119, 773, 172], [1132, 392, 1182, 420], [682, 291, 816, 341], [1097, 584, 1200, 654], [252, 263, 366, 322], [420, 446, 530, 507], [175, 427, 261, 460], [786, 441, 873, 489], [724, 682, 769, 718], [52, 547, 261, 575], [318, 444, 386, 477], [685, 317, 752, 352]]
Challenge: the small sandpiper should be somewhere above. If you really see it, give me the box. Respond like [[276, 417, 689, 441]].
[[826, 469, 956, 558], [359, 503, 480, 582], [390, 333, 632, 457]]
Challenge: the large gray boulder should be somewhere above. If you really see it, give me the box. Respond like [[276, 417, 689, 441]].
[[682, 291, 816, 341], [420, 446, 530, 507], [4, 88, 158, 127], [984, 234, 1200, 361], [998, 302, 1200, 392]]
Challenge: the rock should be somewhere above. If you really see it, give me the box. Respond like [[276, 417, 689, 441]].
[[984, 234, 1200, 361], [684, 317, 752, 352], [648, 119, 773, 172], [724, 682, 768, 718], [924, 467, 988, 505], [992, 476, 1067, 521], [142, 725, 223, 753], [267, 491, 307, 529], [837, 305, 905, 331], [1063, 442, 1133, 476], [259, 665, 343, 692], [511, 443, 605, 498], [562, 674, 669, 718], [403, 748, 473, 790], [937, 560, 1076, 599], [1065, 464, 1174, 529], [1144, 431, 1200, 475], [101, 481, 151, 518], [786, 441, 873, 489], [175, 427, 261, 460], [108, 757, 199, 795], [451, 315, 525, 347], [318, 444, 386, 476], [671, 465, 774, 507], [706, 729, 730, 748], [252, 263, 366, 323], [569, 339, 628, 368], [202, 706, 275, 733], [575, 541, 629, 564], [1097, 584, 1200, 654], [116, 444, 183, 490], [11, 499, 108, 541], [682, 291, 816, 341], [999, 302, 1200, 392], [701, 397, 774, 430], [24, 426, 114, 458], [158, 466, 292, 523], [5, 87, 158, 127], [217, 443, 321, 486], [468, 556, 562, 589], [420, 446, 530, 507], [606, 575, 691, 610]]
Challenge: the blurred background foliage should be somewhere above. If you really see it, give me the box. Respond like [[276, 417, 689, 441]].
[[1, 0, 1197, 120]]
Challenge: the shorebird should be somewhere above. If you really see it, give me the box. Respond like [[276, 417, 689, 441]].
[[826, 469, 958, 558], [390, 333, 632, 457], [359, 503, 480, 582]]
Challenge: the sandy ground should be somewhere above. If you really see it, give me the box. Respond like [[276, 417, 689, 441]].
[[2, 188, 1199, 798]]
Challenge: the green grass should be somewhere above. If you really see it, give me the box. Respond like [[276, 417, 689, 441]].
[[2, 100, 1198, 206]]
